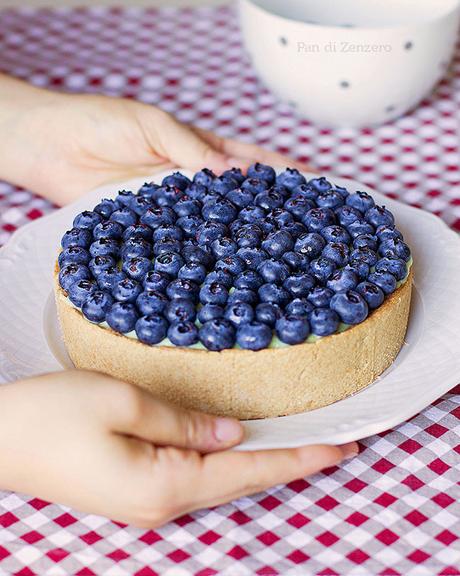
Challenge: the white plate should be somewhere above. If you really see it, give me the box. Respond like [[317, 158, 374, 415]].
[[1, 170, 460, 451]]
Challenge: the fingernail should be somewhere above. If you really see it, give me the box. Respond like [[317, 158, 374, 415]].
[[214, 417, 242, 443], [340, 442, 360, 461]]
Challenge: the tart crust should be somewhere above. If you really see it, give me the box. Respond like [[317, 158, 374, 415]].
[[54, 267, 412, 419]]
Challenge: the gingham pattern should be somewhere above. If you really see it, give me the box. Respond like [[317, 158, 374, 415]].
[[0, 5, 459, 575]]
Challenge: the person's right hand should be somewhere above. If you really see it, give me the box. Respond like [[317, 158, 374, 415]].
[[0, 371, 357, 527]]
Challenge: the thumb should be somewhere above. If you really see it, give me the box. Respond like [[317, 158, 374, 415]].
[[144, 108, 238, 174], [113, 385, 244, 453]]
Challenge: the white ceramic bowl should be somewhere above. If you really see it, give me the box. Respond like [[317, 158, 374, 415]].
[[239, 0, 460, 127]]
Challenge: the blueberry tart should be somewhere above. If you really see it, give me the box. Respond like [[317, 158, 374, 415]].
[[55, 166, 412, 419]]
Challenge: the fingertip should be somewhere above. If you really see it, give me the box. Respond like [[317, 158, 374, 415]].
[[296, 444, 347, 470], [339, 441, 360, 461], [213, 417, 244, 446]]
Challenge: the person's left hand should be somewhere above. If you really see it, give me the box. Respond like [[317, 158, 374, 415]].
[[0, 79, 312, 205]]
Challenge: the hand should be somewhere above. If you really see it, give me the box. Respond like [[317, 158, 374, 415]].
[[0, 370, 357, 527], [0, 74, 312, 205]]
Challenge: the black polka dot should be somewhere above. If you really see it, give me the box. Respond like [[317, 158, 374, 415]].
[[404, 41, 413, 50], [279, 36, 288, 46], [288, 100, 298, 109], [385, 105, 396, 113], [340, 80, 350, 89]]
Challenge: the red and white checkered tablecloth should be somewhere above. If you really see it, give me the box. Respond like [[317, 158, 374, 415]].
[[0, 5, 459, 575]]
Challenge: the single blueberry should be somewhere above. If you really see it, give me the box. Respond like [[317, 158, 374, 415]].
[[294, 232, 326, 258], [321, 225, 351, 245], [316, 190, 345, 210], [176, 215, 203, 238], [255, 190, 284, 212], [199, 282, 228, 306], [67, 279, 97, 307], [283, 273, 316, 298], [89, 237, 121, 259], [182, 244, 214, 269], [346, 219, 375, 239], [224, 302, 254, 326], [375, 257, 407, 281], [155, 185, 185, 207], [309, 308, 340, 336], [165, 298, 196, 323], [346, 191, 375, 213], [97, 267, 126, 291], [122, 223, 152, 242], [61, 227, 92, 249], [345, 261, 370, 281], [282, 251, 310, 272], [198, 304, 224, 324], [285, 298, 314, 317], [59, 263, 91, 291], [307, 286, 334, 308], [235, 227, 262, 249], [368, 271, 397, 294], [239, 205, 265, 223], [307, 176, 332, 193], [143, 270, 170, 292], [257, 258, 290, 284], [138, 182, 160, 199], [168, 321, 199, 347], [322, 242, 350, 267], [94, 198, 117, 219], [284, 196, 315, 220], [211, 237, 238, 259], [378, 238, 411, 262], [202, 197, 238, 225], [110, 207, 137, 228], [58, 246, 90, 267], [310, 257, 336, 283], [199, 319, 236, 351], [210, 176, 239, 195], [106, 302, 139, 334], [255, 302, 282, 327], [327, 268, 359, 292], [115, 190, 135, 208], [136, 290, 169, 315], [356, 281, 385, 309], [247, 162, 276, 185], [365, 205, 395, 228], [140, 206, 176, 229], [153, 224, 183, 243], [153, 238, 182, 257], [196, 221, 228, 245], [237, 247, 268, 271], [241, 177, 268, 195], [215, 255, 246, 276], [375, 225, 403, 243], [350, 246, 379, 266], [135, 314, 168, 345], [261, 230, 294, 259], [222, 167, 246, 185], [353, 234, 378, 250], [167, 278, 199, 301], [178, 262, 207, 284], [204, 269, 234, 288], [276, 168, 307, 190], [112, 278, 142, 303], [73, 210, 102, 230], [292, 183, 318, 201], [131, 195, 154, 216], [268, 208, 294, 227], [237, 321, 273, 351], [154, 252, 184, 277], [227, 288, 258, 306], [122, 256, 153, 281], [330, 290, 368, 324], [193, 167, 216, 187], [234, 270, 264, 290], [335, 205, 362, 227], [275, 315, 310, 345], [258, 283, 290, 306], [226, 187, 254, 209], [121, 237, 151, 259], [162, 171, 191, 191], [82, 290, 114, 323]]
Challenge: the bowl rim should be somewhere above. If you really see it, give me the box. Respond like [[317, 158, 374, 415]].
[[239, 0, 460, 31]]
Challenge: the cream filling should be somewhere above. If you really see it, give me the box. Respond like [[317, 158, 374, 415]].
[[65, 258, 413, 350]]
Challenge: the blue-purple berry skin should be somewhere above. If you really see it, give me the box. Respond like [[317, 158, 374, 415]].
[[237, 321, 273, 351], [327, 268, 359, 293], [276, 315, 310, 345], [199, 319, 236, 351], [97, 267, 126, 291], [258, 283, 290, 307], [307, 287, 334, 308], [73, 210, 102, 230], [135, 314, 168, 345], [106, 302, 139, 334], [122, 257, 153, 281], [255, 302, 282, 327], [136, 290, 169, 316], [61, 228, 92, 249], [295, 232, 326, 258], [309, 308, 340, 336], [198, 304, 224, 324], [168, 321, 199, 346], [165, 298, 197, 323], [59, 263, 91, 291], [67, 279, 97, 307], [283, 273, 316, 298], [82, 290, 114, 323], [368, 271, 397, 295], [199, 282, 228, 306], [378, 238, 411, 262], [285, 298, 314, 317], [330, 290, 368, 324], [227, 288, 258, 306], [224, 302, 254, 327], [375, 257, 407, 281], [112, 278, 142, 303], [143, 271, 170, 292], [356, 281, 385, 309], [58, 247, 90, 267]]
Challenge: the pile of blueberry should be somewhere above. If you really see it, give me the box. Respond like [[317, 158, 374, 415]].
[[58, 164, 411, 351]]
